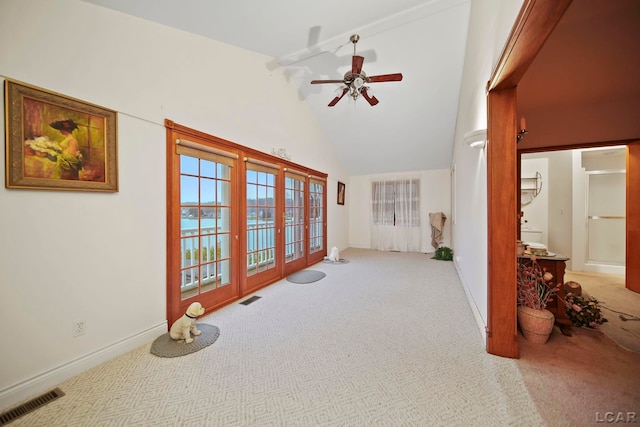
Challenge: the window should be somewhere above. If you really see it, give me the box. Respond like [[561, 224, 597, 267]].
[[371, 179, 420, 226]]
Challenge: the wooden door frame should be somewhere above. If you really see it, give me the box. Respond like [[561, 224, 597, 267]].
[[486, 0, 639, 357], [306, 177, 328, 266], [486, 0, 573, 358], [240, 154, 283, 295], [627, 142, 640, 293], [282, 171, 309, 276], [165, 120, 242, 326]]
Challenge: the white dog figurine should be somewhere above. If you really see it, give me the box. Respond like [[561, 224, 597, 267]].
[[169, 302, 205, 344], [327, 246, 340, 262]]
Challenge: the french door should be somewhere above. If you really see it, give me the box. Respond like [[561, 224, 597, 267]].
[[284, 169, 308, 275], [243, 159, 281, 292], [308, 177, 327, 265], [167, 134, 240, 325], [166, 121, 327, 325]]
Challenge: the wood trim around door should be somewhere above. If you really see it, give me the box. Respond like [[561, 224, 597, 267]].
[[627, 142, 640, 293], [486, 0, 572, 358], [486, 88, 518, 358]]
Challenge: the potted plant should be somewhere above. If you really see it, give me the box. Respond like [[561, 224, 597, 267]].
[[432, 246, 453, 261], [564, 293, 607, 328], [517, 256, 562, 343]]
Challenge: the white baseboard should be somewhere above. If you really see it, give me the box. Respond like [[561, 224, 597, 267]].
[[0, 322, 167, 412], [453, 260, 487, 346], [584, 263, 625, 276]]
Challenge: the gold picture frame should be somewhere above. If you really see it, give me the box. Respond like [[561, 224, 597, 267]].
[[5, 80, 118, 192]]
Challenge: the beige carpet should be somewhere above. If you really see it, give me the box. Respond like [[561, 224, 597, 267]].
[[564, 270, 640, 353], [517, 326, 640, 426], [516, 269, 640, 426], [7, 249, 544, 426], [8, 251, 639, 426]]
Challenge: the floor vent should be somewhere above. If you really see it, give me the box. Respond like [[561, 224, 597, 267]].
[[0, 388, 65, 425], [239, 296, 261, 305]]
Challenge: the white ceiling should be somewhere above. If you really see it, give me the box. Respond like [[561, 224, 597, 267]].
[[82, 0, 472, 175]]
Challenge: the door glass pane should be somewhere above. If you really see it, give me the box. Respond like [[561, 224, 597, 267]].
[[218, 163, 230, 180], [285, 175, 305, 263], [246, 167, 277, 277], [180, 155, 198, 175], [218, 207, 230, 233], [180, 176, 198, 205], [309, 181, 324, 254], [200, 178, 216, 206], [180, 155, 232, 299], [201, 159, 216, 178], [218, 181, 231, 205]]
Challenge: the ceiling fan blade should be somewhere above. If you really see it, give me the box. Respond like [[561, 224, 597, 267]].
[[311, 79, 346, 84], [361, 88, 379, 106], [367, 73, 403, 83], [328, 88, 349, 107], [352, 55, 364, 75]]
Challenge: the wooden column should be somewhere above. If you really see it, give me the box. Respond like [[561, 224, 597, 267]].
[[627, 142, 640, 293], [486, 88, 519, 358]]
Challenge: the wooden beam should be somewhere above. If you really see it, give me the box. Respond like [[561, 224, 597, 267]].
[[627, 142, 640, 293], [488, 0, 573, 91], [486, 88, 519, 358]]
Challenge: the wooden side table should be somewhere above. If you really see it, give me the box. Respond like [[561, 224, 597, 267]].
[[518, 254, 572, 336]]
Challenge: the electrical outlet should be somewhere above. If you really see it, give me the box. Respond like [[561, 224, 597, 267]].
[[72, 319, 86, 337]]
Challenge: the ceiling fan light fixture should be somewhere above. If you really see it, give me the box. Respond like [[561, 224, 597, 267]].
[[309, 34, 402, 107]]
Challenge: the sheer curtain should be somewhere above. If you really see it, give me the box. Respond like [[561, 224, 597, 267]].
[[371, 178, 421, 252]]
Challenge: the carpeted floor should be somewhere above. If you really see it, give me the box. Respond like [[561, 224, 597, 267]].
[[564, 270, 640, 353], [517, 326, 640, 426], [8, 248, 544, 426], [516, 269, 640, 426]]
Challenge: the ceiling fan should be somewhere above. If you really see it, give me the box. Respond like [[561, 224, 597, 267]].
[[310, 34, 403, 107]]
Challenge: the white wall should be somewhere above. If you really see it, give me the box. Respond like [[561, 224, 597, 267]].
[[450, 0, 525, 339], [521, 151, 573, 267], [0, 0, 348, 410], [520, 158, 549, 246], [348, 170, 451, 253]]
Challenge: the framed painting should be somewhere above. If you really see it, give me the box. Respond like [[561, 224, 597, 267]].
[[337, 181, 345, 205], [5, 80, 118, 192]]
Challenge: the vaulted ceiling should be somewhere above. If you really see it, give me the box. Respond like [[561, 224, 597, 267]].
[[82, 0, 639, 175], [82, 0, 472, 176]]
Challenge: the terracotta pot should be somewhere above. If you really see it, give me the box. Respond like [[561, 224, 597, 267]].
[[517, 306, 555, 343]]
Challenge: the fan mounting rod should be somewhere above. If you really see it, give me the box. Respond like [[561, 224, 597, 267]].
[[350, 34, 360, 55]]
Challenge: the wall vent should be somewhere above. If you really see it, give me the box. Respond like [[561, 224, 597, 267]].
[[0, 388, 65, 425]]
